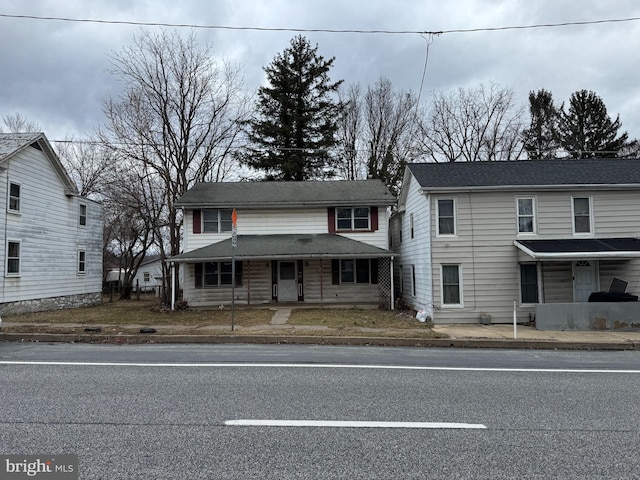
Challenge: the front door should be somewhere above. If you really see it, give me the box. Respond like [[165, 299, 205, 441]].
[[574, 260, 598, 302], [278, 261, 298, 302]]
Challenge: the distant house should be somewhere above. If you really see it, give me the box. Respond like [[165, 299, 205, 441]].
[[0, 133, 102, 314], [392, 159, 640, 327], [170, 180, 395, 308], [132, 255, 164, 293]]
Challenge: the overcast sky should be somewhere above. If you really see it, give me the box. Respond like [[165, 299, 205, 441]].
[[1, 0, 640, 144]]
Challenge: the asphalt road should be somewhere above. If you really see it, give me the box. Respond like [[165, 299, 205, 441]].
[[1, 343, 640, 479]]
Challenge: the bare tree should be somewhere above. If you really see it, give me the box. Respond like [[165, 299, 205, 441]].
[[99, 29, 251, 298], [55, 138, 113, 199], [1, 113, 41, 133], [336, 78, 420, 194], [419, 83, 526, 162]]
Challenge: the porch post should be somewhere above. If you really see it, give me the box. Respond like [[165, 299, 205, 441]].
[[171, 262, 176, 310], [537, 261, 544, 304], [390, 256, 395, 310]]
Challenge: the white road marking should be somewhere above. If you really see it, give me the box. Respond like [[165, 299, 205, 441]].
[[225, 419, 487, 429], [1, 361, 640, 373]]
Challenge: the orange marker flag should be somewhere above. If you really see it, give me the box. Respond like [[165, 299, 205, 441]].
[[232, 208, 237, 228]]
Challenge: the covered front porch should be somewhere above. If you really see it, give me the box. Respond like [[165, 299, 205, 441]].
[[514, 238, 640, 330], [170, 234, 395, 309]]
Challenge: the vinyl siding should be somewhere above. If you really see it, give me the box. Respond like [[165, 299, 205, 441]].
[[391, 172, 432, 315], [0, 145, 102, 305]]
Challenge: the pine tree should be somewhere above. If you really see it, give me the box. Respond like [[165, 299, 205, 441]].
[[242, 35, 343, 180], [558, 90, 629, 158], [522, 89, 561, 159]]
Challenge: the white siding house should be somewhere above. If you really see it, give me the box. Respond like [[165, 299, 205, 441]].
[[0, 133, 103, 314], [170, 180, 396, 308], [394, 160, 640, 325]]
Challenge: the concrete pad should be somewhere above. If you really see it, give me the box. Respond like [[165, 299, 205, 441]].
[[270, 308, 292, 325]]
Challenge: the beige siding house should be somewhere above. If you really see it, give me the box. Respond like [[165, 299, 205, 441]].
[[394, 160, 640, 326], [0, 133, 103, 314], [170, 180, 395, 308]]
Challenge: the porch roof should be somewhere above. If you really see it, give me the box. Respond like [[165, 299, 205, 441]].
[[514, 238, 640, 260], [170, 234, 394, 263]]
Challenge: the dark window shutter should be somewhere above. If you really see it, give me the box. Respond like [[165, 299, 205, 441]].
[[331, 259, 340, 285], [195, 263, 203, 288], [193, 210, 201, 234], [328, 208, 336, 233], [235, 261, 243, 287], [370, 206, 379, 231]]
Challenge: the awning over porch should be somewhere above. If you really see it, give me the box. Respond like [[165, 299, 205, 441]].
[[514, 237, 640, 260], [170, 234, 395, 263]]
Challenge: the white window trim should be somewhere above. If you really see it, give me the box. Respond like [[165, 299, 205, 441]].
[[77, 247, 86, 275], [571, 196, 594, 236], [336, 207, 371, 231], [79, 203, 87, 227], [440, 264, 463, 308], [519, 263, 539, 305], [516, 196, 537, 235], [436, 198, 457, 237], [410, 213, 414, 240], [8, 181, 21, 214], [202, 209, 233, 234], [6, 239, 21, 277]]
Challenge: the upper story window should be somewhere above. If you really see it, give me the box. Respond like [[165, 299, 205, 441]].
[[8, 182, 20, 213], [410, 213, 415, 239], [203, 209, 233, 233], [572, 197, 592, 234], [437, 199, 456, 236], [517, 197, 536, 234], [337, 207, 370, 231], [79, 204, 87, 226], [6, 240, 20, 276]]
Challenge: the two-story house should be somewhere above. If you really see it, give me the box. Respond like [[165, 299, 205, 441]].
[[0, 132, 103, 314], [392, 159, 640, 326], [170, 180, 395, 308]]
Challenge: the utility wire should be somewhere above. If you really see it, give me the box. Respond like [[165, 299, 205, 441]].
[[1, 12, 640, 35]]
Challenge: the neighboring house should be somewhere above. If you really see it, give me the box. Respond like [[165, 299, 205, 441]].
[[132, 255, 164, 293], [0, 132, 102, 314], [170, 180, 395, 308], [392, 159, 640, 326]]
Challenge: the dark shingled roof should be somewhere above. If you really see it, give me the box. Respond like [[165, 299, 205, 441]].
[[170, 234, 393, 262], [408, 158, 640, 190], [515, 238, 640, 259], [176, 180, 393, 208]]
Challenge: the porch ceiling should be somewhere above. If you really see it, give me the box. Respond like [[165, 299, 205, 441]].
[[515, 237, 640, 260], [170, 234, 394, 263]]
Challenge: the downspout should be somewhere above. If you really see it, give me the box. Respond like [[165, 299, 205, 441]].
[[171, 262, 176, 310]]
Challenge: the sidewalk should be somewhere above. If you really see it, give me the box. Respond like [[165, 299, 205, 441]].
[[2, 309, 640, 350]]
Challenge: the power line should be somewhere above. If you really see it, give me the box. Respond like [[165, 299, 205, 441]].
[[1, 12, 640, 35]]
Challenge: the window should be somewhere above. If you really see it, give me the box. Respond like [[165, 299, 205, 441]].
[[410, 213, 415, 239], [79, 204, 87, 226], [332, 259, 378, 285], [441, 265, 461, 306], [411, 265, 416, 296], [6, 240, 20, 275], [337, 207, 370, 231], [78, 249, 86, 274], [517, 198, 536, 234], [143, 272, 150, 282], [195, 261, 242, 288], [437, 199, 456, 236], [202, 209, 233, 233], [573, 197, 592, 234], [8, 182, 20, 213], [520, 264, 538, 304]]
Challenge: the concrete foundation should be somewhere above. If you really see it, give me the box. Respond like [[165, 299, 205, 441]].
[[536, 302, 640, 331], [0, 292, 102, 316]]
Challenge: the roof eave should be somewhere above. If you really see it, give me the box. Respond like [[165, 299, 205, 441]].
[[423, 184, 640, 193]]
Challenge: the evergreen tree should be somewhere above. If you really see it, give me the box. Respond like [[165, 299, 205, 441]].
[[522, 89, 561, 159], [558, 89, 629, 158], [242, 35, 343, 180]]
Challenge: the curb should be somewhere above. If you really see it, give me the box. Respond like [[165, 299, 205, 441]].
[[1, 333, 638, 350]]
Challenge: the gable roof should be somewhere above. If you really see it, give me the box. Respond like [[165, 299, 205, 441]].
[[0, 132, 78, 195], [407, 158, 640, 191], [175, 180, 394, 209]]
